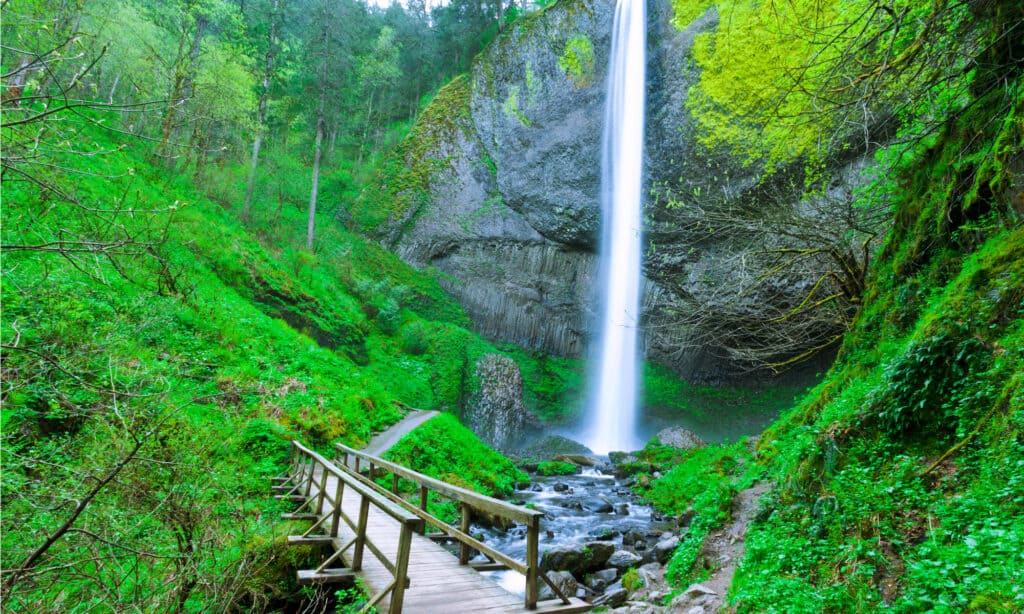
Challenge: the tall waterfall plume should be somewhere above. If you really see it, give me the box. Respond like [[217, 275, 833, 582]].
[[585, 0, 646, 454]]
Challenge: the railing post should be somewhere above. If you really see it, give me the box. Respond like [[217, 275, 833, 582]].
[[391, 472, 399, 494], [330, 477, 344, 537], [316, 465, 329, 514], [459, 502, 472, 565], [390, 522, 415, 614], [419, 485, 429, 535], [369, 461, 376, 481], [354, 457, 361, 474], [525, 515, 540, 609], [303, 457, 315, 498], [352, 494, 370, 570], [288, 442, 299, 477]]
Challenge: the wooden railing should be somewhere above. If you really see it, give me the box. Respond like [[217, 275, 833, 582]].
[[274, 441, 424, 614], [334, 443, 570, 610]]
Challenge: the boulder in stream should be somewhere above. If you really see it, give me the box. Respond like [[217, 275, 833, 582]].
[[539, 541, 615, 575], [607, 550, 643, 572], [583, 497, 613, 513], [654, 426, 707, 450], [519, 435, 593, 458]]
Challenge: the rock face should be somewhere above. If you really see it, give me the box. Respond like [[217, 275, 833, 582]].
[[467, 354, 539, 449], [370, 0, 872, 381]]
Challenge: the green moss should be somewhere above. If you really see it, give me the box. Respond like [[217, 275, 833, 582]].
[[557, 33, 594, 87], [502, 85, 533, 127], [350, 74, 473, 232]]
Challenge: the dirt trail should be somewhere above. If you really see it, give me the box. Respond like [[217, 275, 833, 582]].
[[682, 480, 770, 612], [357, 409, 438, 459]]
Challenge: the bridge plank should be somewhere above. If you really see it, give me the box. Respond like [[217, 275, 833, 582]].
[[286, 461, 590, 614]]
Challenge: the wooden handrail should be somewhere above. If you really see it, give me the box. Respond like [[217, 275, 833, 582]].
[[286, 441, 423, 613], [334, 442, 557, 610], [295, 442, 422, 526], [335, 443, 544, 525]]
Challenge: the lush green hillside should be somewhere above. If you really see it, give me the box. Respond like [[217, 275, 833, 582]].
[[636, 0, 1024, 610], [0, 115, 525, 609]]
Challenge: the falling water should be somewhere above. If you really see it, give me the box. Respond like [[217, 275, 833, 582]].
[[585, 0, 646, 454]]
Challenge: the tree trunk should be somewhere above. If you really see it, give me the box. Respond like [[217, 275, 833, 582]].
[[107, 72, 120, 104], [158, 10, 207, 167], [243, 0, 280, 220], [307, 114, 323, 250], [357, 92, 374, 166]]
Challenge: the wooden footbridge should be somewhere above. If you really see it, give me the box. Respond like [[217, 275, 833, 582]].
[[272, 440, 591, 613]]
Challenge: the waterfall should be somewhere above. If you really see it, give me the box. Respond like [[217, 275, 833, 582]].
[[584, 0, 646, 454]]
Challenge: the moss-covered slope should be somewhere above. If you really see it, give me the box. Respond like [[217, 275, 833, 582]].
[[639, 0, 1024, 610]]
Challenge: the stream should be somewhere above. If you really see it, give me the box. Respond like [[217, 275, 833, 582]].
[[471, 464, 665, 599]]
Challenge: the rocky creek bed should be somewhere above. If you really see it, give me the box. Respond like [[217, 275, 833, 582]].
[[464, 461, 684, 609]]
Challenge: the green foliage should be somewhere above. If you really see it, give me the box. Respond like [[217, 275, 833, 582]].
[[399, 321, 431, 355], [335, 578, 376, 613], [678, 0, 975, 173], [877, 324, 988, 436], [0, 101, 518, 610], [536, 460, 578, 476], [622, 567, 644, 592], [384, 413, 528, 498]]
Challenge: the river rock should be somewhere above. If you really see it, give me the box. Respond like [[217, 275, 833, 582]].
[[607, 550, 643, 572], [638, 562, 664, 586], [540, 545, 586, 574], [621, 529, 645, 547], [607, 452, 652, 478], [539, 570, 578, 601], [591, 528, 620, 541], [554, 453, 597, 466], [593, 587, 629, 608], [655, 426, 707, 450], [677, 506, 697, 527], [584, 498, 614, 514], [467, 354, 540, 450], [670, 583, 718, 611], [585, 567, 617, 591], [591, 568, 619, 585], [553, 482, 570, 493], [584, 541, 616, 568], [539, 541, 614, 575], [655, 535, 680, 564]]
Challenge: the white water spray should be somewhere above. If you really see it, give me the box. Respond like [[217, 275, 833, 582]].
[[585, 0, 646, 454]]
